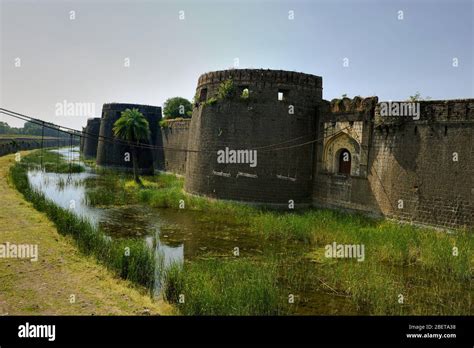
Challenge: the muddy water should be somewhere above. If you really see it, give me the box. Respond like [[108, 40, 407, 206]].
[[26, 147, 360, 315]]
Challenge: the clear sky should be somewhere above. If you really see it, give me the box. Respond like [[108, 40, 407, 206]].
[[0, 0, 472, 130]]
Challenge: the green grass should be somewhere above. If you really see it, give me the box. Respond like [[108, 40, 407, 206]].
[[162, 258, 286, 315], [87, 171, 255, 221], [119, 171, 472, 315], [254, 210, 472, 280], [9, 159, 155, 289], [20, 149, 85, 173], [118, 173, 471, 280]]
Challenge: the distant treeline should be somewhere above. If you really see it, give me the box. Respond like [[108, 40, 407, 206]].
[[0, 121, 71, 138]]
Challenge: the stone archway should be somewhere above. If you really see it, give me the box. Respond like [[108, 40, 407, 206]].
[[323, 132, 361, 176], [337, 148, 351, 175]]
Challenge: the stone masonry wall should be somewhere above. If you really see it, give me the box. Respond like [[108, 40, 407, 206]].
[[160, 119, 190, 175], [313, 98, 474, 229], [0, 138, 76, 157], [96, 103, 162, 175], [185, 69, 322, 206], [82, 117, 101, 159], [368, 99, 474, 228]]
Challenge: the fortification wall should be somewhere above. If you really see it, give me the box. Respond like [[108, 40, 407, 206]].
[[160, 119, 190, 175], [312, 97, 379, 214], [82, 117, 101, 159], [96, 103, 161, 175], [367, 99, 474, 228], [0, 138, 75, 157], [80, 128, 85, 153], [312, 98, 474, 229], [185, 69, 322, 205]]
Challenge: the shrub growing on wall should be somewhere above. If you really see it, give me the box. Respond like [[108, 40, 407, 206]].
[[216, 78, 235, 100]]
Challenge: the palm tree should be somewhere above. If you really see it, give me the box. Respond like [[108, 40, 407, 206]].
[[113, 108, 150, 184]]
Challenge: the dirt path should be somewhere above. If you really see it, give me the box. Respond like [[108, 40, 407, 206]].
[[0, 152, 173, 315]]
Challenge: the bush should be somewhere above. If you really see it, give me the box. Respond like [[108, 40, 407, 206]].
[[216, 78, 234, 100]]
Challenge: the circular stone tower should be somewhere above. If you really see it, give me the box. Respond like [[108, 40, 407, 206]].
[[185, 69, 322, 206], [96, 103, 162, 175], [82, 117, 101, 159]]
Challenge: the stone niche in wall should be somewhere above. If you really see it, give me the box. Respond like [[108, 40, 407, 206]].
[[318, 97, 378, 179], [322, 122, 364, 177]]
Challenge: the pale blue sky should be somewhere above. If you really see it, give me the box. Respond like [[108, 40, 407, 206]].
[[1, 0, 472, 129]]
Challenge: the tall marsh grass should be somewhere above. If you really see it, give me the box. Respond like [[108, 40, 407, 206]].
[[162, 259, 286, 315]]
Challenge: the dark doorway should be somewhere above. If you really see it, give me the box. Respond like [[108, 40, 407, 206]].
[[199, 88, 208, 102], [338, 149, 351, 175]]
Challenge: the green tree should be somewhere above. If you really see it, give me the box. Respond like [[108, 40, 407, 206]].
[[0, 121, 14, 134], [163, 97, 192, 119], [113, 108, 150, 184]]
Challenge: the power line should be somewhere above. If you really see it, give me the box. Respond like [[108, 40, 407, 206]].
[[0, 108, 348, 154]]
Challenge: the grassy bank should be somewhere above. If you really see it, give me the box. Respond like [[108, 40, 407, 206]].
[[10, 154, 155, 289], [0, 152, 171, 315]]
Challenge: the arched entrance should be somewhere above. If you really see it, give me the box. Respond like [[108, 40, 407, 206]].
[[338, 149, 351, 175]]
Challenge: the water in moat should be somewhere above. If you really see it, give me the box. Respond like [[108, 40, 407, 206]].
[[26, 147, 361, 315]]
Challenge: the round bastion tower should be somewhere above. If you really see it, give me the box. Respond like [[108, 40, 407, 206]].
[[82, 117, 101, 159], [96, 103, 162, 175], [185, 69, 322, 206]]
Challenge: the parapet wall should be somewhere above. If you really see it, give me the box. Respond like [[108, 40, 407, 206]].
[[82, 117, 101, 159], [96, 103, 162, 175], [197, 69, 322, 93], [195, 69, 322, 108], [160, 119, 190, 175]]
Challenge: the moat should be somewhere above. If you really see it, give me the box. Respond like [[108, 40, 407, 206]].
[[21, 147, 471, 316], [26, 147, 359, 315]]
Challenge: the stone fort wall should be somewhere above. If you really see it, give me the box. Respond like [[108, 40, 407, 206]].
[[82, 117, 101, 159], [0, 138, 75, 157], [184, 69, 322, 206], [78, 69, 473, 229], [96, 103, 162, 175], [313, 98, 474, 229], [160, 119, 191, 175]]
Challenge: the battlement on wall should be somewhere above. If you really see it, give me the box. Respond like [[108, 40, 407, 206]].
[[197, 69, 322, 89], [374, 99, 474, 126], [328, 96, 378, 114], [319, 96, 378, 122], [161, 118, 191, 129], [102, 103, 162, 113]]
